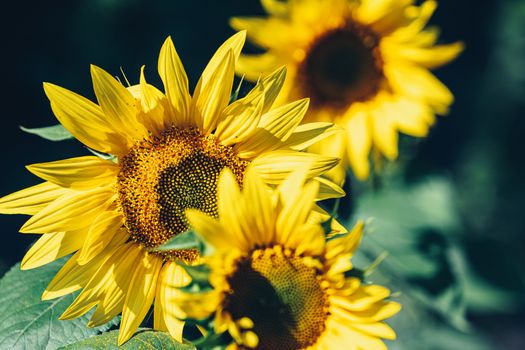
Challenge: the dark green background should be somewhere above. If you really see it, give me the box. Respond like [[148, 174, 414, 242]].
[[0, 0, 523, 348]]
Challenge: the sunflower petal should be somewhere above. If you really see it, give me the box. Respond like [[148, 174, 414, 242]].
[[193, 50, 236, 134], [251, 150, 339, 185], [119, 252, 162, 345], [20, 187, 113, 233], [384, 63, 454, 115], [215, 81, 264, 145], [90, 65, 147, 141], [0, 182, 68, 215], [198, 31, 246, 88], [277, 180, 319, 242], [186, 209, 231, 252], [280, 122, 342, 151], [235, 52, 283, 82], [77, 211, 123, 265], [158, 36, 191, 125], [136, 66, 169, 134], [60, 244, 131, 320], [236, 98, 309, 158], [26, 156, 117, 189], [43, 83, 129, 154], [21, 231, 85, 270], [154, 262, 190, 341], [344, 107, 372, 180], [243, 167, 274, 244], [42, 229, 128, 300]]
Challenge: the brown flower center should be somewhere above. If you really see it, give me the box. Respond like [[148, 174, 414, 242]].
[[117, 127, 248, 261], [299, 21, 383, 110], [224, 246, 329, 350]]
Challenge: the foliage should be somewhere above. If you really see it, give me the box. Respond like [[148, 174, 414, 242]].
[[60, 330, 196, 350], [0, 258, 119, 349]]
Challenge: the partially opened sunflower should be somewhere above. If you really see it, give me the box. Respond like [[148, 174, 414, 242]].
[[0, 31, 344, 344], [179, 167, 400, 349], [231, 0, 463, 182]]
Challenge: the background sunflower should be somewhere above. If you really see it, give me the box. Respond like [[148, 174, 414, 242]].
[[0, 0, 524, 349]]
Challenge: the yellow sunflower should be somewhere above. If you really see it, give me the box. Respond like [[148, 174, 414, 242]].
[[0, 32, 344, 345], [178, 167, 400, 349], [231, 0, 463, 182]]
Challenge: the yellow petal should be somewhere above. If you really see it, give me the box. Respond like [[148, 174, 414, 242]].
[[77, 211, 123, 265], [261, 0, 289, 16], [276, 165, 309, 207], [253, 65, 287, 114], [26, 156, 117, 189], [389, 97, 434, 137], [384, 63, 454, 115], [334, 322, 389, 350], [356, 0, 413, 34], [236, 98, 309, 158], [277, 180, 319, 243], [158, 36, 191, 125], [197, 31, 246, 89], [0, 182, 68, 215], [235, 52, 283, 82], [331, 300, 401, 323], [251, 150, 339, 185], [349, 322, 396, 340], [137, 66, 169, 134], [314, 176, 346, 200], [216, 169, 251, 249], [192, 50, 235, 134], [88, 243, 142, 327], [230, 17, 300, 49], [42, 229, 128, 300], [370, 100, 399, 160], [60, 244, 131, 320], [90, 64, 147, 141], [186, 209, 231, 252], [42, 252, 98, 300], [344, 107, 372, 180], [214, 83, 264, 146], [387, 42, 464, 69], [43, 83, 129, 154], [154, 262, 190, 341], [20, 187, 113, 234], [119, 252, 162, 345], [243, 167, 274, 245], [21, 231, 85, 270], [280, 122, 341, 151], [333, 285, 391, 312]]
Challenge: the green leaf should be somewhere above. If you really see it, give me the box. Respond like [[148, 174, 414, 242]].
[[0, 258, 119, 349], [352, 177, 460, 278], [154, 230, 202, 251], [20, 124, 74, 141], [59, 330, 196, 349]]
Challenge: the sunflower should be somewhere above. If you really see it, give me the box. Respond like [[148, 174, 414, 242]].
[[178, 167, 400, 349], [231, 0, 463, 181], [0, 32, 344, 345]]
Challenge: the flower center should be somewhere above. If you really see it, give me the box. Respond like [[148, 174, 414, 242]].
[[299, 21, 383, 110], [117, 127, 248, 262], [224, 246, 329, 350]]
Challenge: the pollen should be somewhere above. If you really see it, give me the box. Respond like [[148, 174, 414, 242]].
[[224, 246, 330, 350], [299, 21, 384, 111], [117, 127, 248, 262]]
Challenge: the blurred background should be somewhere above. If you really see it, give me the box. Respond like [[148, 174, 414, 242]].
[[0, 0, 523, 349]]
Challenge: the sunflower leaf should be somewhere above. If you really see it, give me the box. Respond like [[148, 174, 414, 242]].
[[153, 229, 203, 252], [20, 124, 74, 141], [0, 257, 120, 349], [59, 329, 196, 349]]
